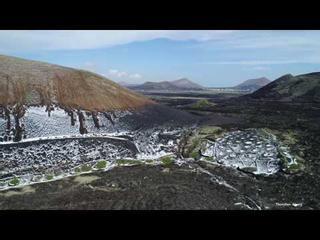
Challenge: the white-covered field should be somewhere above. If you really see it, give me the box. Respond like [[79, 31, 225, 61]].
[[0, 106, 131, 140], [0, 107, 186, 190], [202, 129, 288, 174]]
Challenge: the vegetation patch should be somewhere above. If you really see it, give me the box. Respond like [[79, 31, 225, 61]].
[[160, 156, 174, 167], [203, 156, 214, 161], [182, 126, 223, 159], [200, 126, 225, 142], [144, 159, 154, 164], [95, 160, 107, 169], [278, 147, 304, 173], [80, 164, 92, 172], [117, 159, 142, 166], [183, 135, 202, 158], [8, 177, 20, 186], [190, 150, 200, 160], [199, 126, 223, 136], [191, 99, 215, 110], [45, 175, 54, 181], [264, 128, 305, 173]]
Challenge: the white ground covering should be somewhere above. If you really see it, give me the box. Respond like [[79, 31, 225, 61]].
[[202, 129, 285, 174]]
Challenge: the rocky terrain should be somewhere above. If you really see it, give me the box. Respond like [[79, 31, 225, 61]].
[[1, 160, 318, 210], [248, 72, 320, 102], [0, 55, 319, 210], [0, 55, 197, 192]]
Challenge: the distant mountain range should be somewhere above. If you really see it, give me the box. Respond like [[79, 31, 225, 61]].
[[249, 72, 320, 103], [126, 78, 204, 91], [122, 77, 271, 92], [234, 77, 271, 91], [119, 74, 320, 102], [117, 81, 140, 88]]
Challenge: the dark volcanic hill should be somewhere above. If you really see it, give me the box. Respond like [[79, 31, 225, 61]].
[[170, 78, 204, 90], [131, 81, 180, 91], [117, 81, 139, 88], [249, 72, 320, 103], [234, 77, 271, 91], [130, 78, 204, 91]]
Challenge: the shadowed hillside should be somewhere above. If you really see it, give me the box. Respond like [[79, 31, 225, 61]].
[[249, 73, 320, 103], [234, 77, 271, 91]]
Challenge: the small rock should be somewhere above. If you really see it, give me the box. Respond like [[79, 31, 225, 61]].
[[162, 168, 170, 173]]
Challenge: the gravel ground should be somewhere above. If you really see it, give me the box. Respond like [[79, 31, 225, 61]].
[[0, 161, 318, 210]]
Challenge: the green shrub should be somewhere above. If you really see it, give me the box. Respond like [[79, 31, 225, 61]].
[[117, 159, 142, 166], [81, 164, 92, 172], [95, 160, 107, 169], [191, 99, 214, 109], [204, 156, 214, 161], [46, 175, 54, 181], [9, 177, 20, 186], [160, 156, 174, 167], [190, 151, 200, 160]]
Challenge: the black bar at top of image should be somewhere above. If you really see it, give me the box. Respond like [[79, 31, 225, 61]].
[[0, 2, 320, 30]]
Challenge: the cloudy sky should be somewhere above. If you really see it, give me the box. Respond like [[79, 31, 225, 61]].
[[0, 30, 320, 87]]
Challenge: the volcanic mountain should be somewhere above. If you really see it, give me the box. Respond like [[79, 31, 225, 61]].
[[249, 72, 320, 103], [234, 77, 271, 91], [0, 55, 195, 142], [0, 55, 152, 112], [130, 78, 204, 91], [170, 78, 204, 90], [130, 81, 179, 91]]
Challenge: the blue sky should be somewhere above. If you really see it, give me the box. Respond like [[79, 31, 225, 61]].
[[0, 30, 320, 87]]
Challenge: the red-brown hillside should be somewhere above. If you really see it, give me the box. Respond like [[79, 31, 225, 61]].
[[0, 54, 153, 112]]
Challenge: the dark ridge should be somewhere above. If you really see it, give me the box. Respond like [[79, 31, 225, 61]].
[[120, 104, 198, 130], [245, 72, 320, 103]]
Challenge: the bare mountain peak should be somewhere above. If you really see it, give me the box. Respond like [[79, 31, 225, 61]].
[[171, 78, 204, 89], [131, 78, 204, 91]]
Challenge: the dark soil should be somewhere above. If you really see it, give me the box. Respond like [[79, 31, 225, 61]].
[[1, 161, 318, 210], [0, 164, 242, 210], [121, 104, 199, 130]]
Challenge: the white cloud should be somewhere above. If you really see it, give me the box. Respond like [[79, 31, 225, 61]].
[[106, 69, 143, 80], [0, 30, 235, 52], [107, 69, 128, 78], [129, 73, 142, 79]]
